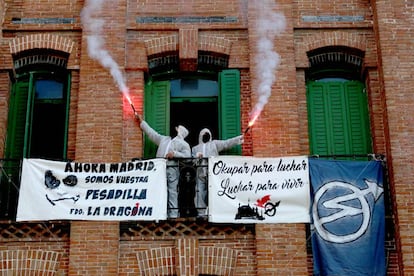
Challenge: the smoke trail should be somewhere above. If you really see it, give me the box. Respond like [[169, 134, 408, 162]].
[[80, 0, 128, 93], [250, 0, 286, 125]]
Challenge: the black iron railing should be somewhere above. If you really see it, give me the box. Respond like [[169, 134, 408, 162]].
[[0, 159, 22, 220]]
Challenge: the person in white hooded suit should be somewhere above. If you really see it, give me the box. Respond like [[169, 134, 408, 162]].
[[192, 128, 244, 217], [135, 112, 191, 218]]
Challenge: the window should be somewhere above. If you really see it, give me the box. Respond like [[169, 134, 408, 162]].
[[5, 71, 70, 160], [1, 52, 70, 219], [306, 47, 371, 158], [143, 69, 241, 158], [170, 79, 219, 146]]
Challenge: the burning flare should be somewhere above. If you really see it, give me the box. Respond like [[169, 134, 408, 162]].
[[244, 111, 260, 134], [123, 88, 136, 113], [248, 112, 260, 128]]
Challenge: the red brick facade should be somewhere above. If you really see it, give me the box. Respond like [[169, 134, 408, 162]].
[[0, 0, 412, 275]]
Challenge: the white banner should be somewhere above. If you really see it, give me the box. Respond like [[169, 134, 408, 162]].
[[208, 156, 310, 223], [17, 158, 167, 221]]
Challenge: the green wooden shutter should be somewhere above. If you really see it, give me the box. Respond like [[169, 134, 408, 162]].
[[3, 80, 32, 219], [307, 82, 331, 155], [5, 80, 31, 159], [307, 81, 372, 157], [144, 80, 170, 158], [345, 81, 371, 155], [328, 82, 350, 155], [219, 69, 241, 155], [62, 73, 71, 159]]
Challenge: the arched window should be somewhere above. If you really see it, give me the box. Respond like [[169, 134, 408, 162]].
[[1, 49, 71, 219], [6, 49, 71, 160], [306, 46, 372, 158], [143, 52, 240, 158]]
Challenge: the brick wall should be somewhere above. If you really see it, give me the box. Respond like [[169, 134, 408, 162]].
[[0, 72, 10, 157], [69, 222, 119, 275], [0, 241, 69, 275], [371, 0, 414, 274]]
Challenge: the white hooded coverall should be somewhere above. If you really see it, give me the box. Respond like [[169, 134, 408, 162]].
[[191, 128, 243, 216], [140, 121, 191, 218]]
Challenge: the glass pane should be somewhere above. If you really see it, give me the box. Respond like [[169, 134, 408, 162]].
[[35, 79, 64, 99], [170, 79, 218, 97], [317, 77, 348, 82]]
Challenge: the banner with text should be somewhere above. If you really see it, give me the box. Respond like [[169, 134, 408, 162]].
[[16, 158, 167, 221], [208, 156, 310, 223]]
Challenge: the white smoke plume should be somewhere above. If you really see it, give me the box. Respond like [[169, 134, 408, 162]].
[[250, 0, 286, 125], [80, 0, 128, 93]]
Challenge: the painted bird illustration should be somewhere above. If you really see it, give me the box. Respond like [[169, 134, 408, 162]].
[[255, 194, 271, 208]]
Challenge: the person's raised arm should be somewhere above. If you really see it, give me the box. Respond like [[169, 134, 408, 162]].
[[215, 135, 244, 153], [134, 112, 164, 146]]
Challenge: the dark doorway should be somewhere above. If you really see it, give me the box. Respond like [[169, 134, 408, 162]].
[[170, 101, 218, 148], [30, 102, 66, 159]]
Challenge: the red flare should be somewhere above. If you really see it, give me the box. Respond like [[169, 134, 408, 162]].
[[244, 111, 260, 134], [123, 88, 136, 113], [123, 88, 131, 104], [248, 112, 260, 127]]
